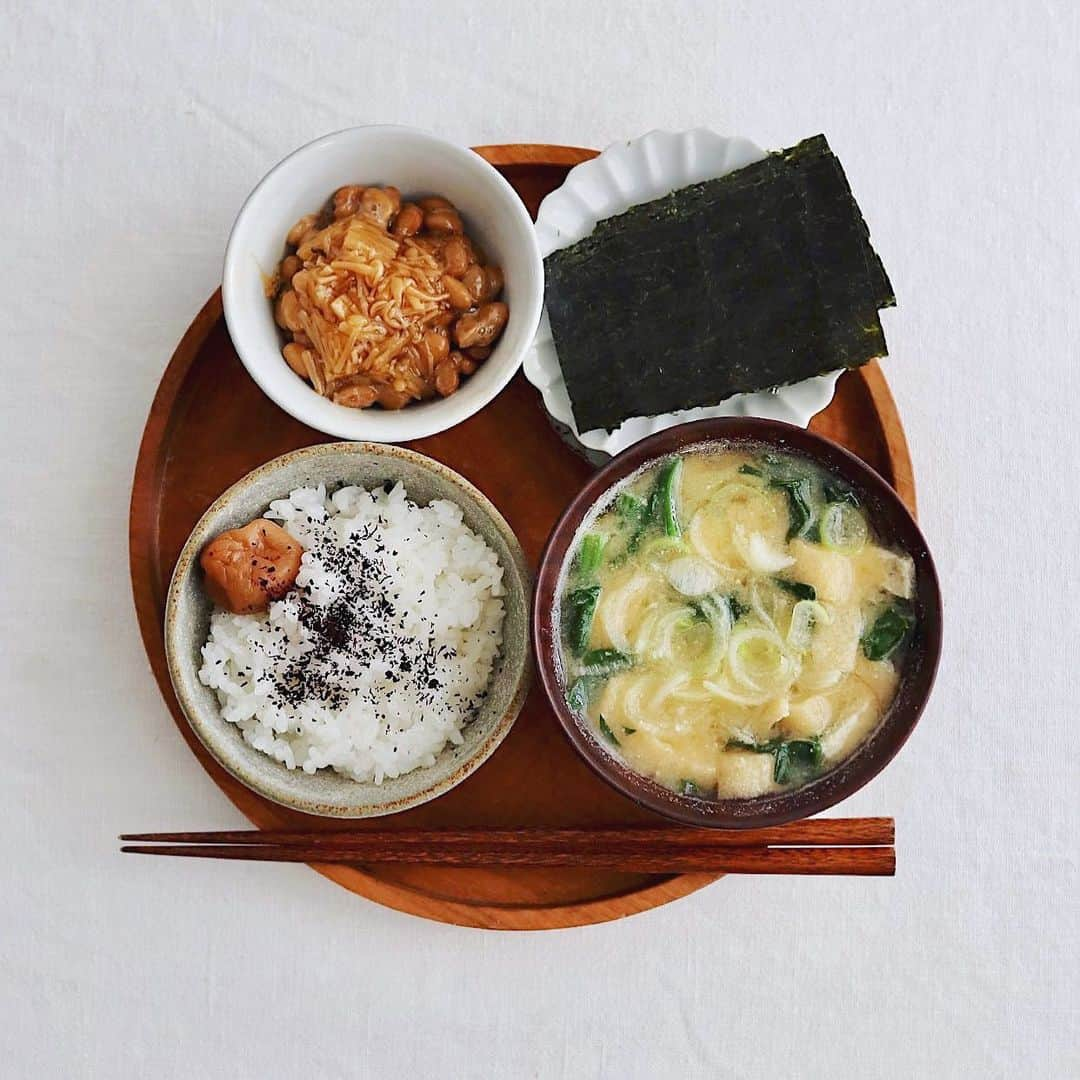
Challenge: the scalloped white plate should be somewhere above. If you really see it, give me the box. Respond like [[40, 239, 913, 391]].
[[523, 129, 843, 456]]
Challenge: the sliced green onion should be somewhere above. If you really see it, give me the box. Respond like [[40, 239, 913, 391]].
[[728, 626, 792, 691], [664, 555, 720, 597], [787, 599, 831, 653], [640, 535, 686, 561], [747, 583, 781, 636], [735, 526, 796, 573], [696, 593, 735, 631], [681, 594, 732, 674], [819, 502, 869, 553], [640, 608, 689, 662], [703, 677, 776, 707]]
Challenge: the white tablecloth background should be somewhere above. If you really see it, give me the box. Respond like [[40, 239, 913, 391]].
[[4, 2, 1077, 1076]]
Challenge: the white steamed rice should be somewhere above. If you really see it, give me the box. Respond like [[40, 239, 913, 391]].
[[198, 482, 505, 783]]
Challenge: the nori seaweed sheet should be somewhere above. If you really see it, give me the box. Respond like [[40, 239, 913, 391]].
[[544, 135, 895, 433]]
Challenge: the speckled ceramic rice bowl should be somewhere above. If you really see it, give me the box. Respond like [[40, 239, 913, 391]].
[[165, 442, 532, 818]]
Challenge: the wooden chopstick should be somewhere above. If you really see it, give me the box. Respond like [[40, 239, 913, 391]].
[[121, 842, 893, 875], [120, 818, 895, 876], [121, 818, 892, 848]]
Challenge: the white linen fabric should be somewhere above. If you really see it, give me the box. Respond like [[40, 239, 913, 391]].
[[2, 1, 1076, 1077]]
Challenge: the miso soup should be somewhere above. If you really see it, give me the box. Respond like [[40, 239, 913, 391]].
[[558, 445, 917, 799]]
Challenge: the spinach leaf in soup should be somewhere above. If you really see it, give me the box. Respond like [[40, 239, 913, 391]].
[[581, 648, 635, 676], [564, 585, 600, 656], [862, 602, 916, 661], [616, 492, 647, 525], [651, 456, 683, 539], [823, 476, 860, 507], [575, 533, 607, 578], [772, 738, 823, 784], [688, 592, 745, 631], [727, 593, 749, 622], [726, 735, 824, 785], [756, 453, 829, 542], [617, 492, 651, 554], [771, 475, 816, 541], [566, 675, 601, 713], [774, 578, 816, 601], [598, 714, 620, 746], [761, 452, 808, 485]]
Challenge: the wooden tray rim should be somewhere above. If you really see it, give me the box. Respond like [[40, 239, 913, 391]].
[[129, 143, 916, 931]]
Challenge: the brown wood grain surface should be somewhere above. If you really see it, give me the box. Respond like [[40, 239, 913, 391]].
[[129, 144, 917, 930], [122, 818, 895, 848], [123, 844, 896, 876], [120, 819, 896, 874]]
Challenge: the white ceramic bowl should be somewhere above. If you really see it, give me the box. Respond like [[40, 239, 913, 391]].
[[523, 128, 844, 456], [223, 126, 544, 442]]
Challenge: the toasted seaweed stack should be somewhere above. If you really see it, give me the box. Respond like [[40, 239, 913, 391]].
[[544, 135, 895, 434]]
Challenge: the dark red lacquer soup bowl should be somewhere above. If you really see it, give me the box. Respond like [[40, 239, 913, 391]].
[[532, 418, 942, 829]]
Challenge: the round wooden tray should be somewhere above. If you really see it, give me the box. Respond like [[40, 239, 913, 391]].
[[130, 144, 916, 930]]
